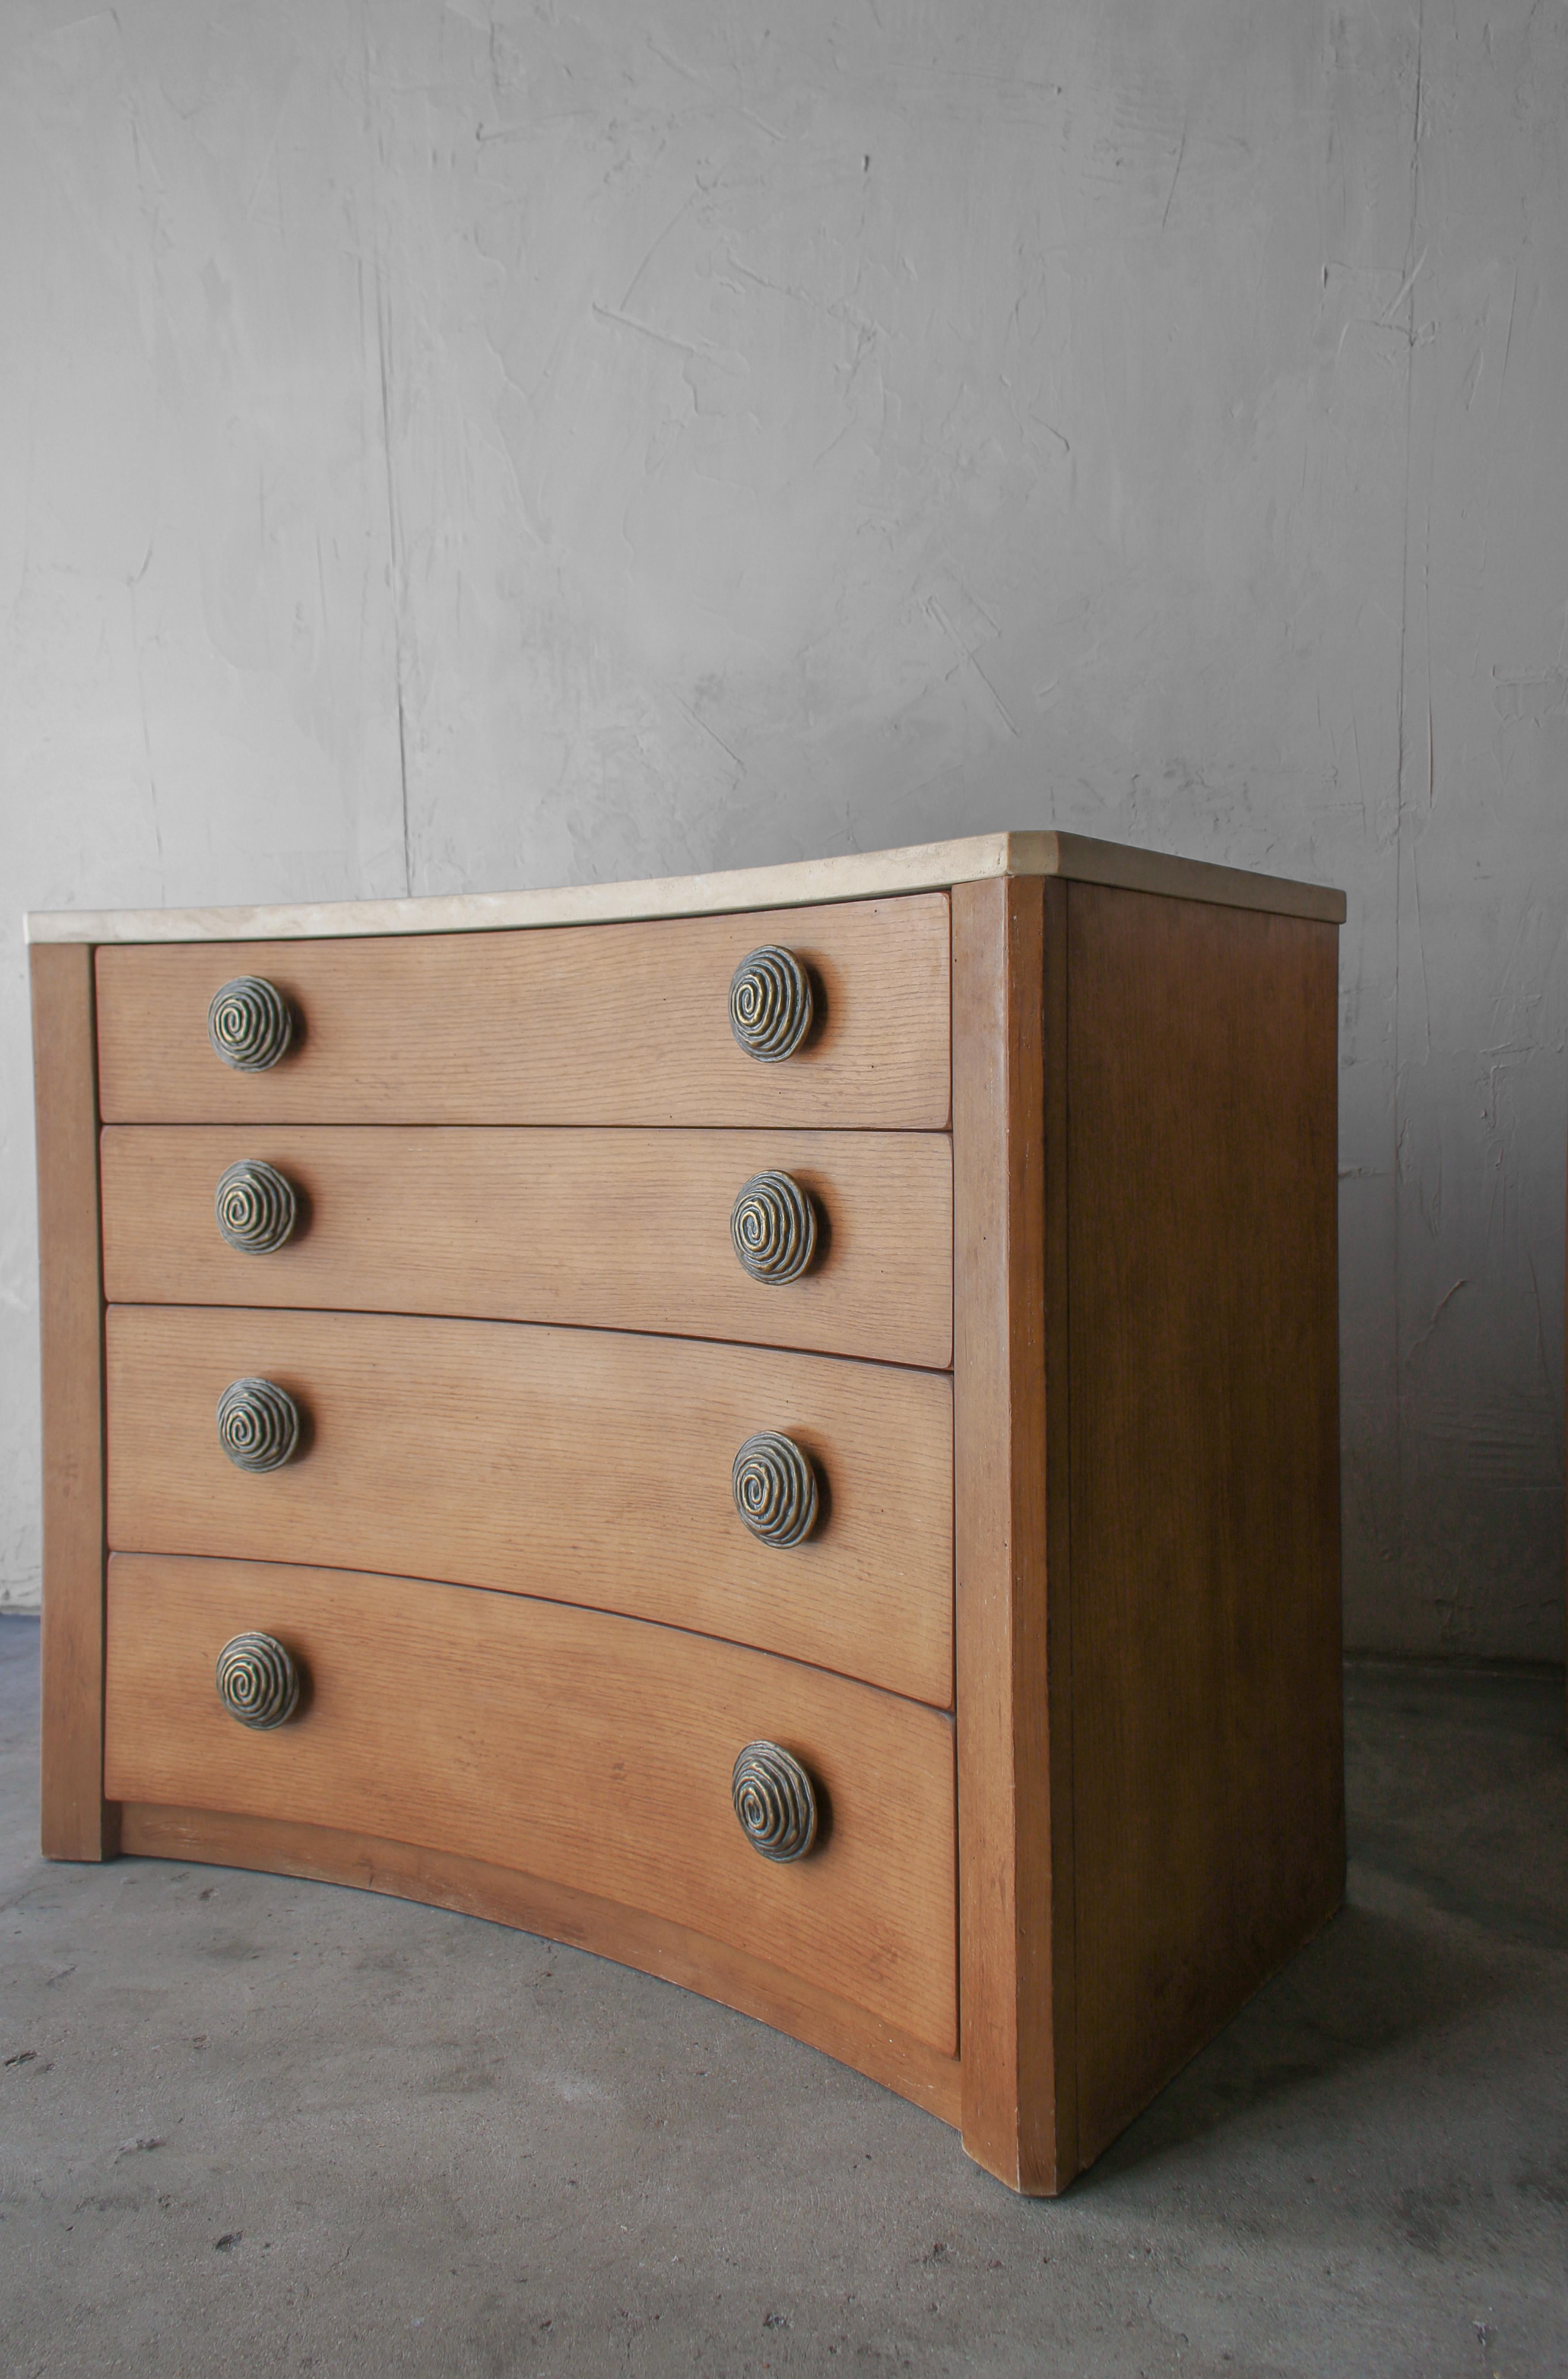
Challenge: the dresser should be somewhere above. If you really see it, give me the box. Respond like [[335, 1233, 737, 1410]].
[[28, 831, 1346, 2194]]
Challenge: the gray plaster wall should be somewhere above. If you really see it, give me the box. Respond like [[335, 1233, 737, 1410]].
[[2, 1, 1564, 1656]]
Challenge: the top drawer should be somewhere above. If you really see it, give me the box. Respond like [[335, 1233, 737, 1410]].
[[95, 897, 951, 1129]]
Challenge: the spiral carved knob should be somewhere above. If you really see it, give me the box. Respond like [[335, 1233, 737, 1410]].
[[216, 1377, 302, 1473], [733, 1432, 819, 1548], [214, 1159, 298, 1254], [215, 1632, 301, 1730], [729, 946, 813, 1063], [731, 1741, 818, 1862], [207, 976, 294, 1072], [730, 1170, 818, 1285]]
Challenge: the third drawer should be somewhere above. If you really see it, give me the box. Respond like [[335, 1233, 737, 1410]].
[[106, 1305, 955, 1707]]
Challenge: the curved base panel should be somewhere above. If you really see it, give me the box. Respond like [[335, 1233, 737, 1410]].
[[118, 1802, 963, 2126]]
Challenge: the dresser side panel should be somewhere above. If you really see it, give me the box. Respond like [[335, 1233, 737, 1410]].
[[30, 942, 117, 1859], [1066, 887, 1344, 2165]]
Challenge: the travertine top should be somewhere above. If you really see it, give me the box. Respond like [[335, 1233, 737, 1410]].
[[25, 831, 1345, 943]]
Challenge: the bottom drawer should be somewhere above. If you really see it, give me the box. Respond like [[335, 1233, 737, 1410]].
[[104, 1553, 957, 2055]]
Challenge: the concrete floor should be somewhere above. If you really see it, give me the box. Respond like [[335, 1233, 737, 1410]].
[[2, 1617, 1565, 2379]]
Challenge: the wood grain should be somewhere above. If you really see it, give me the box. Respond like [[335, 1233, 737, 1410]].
[[105, 1554, 959, 2052], [117, 1802, 962, 2124], [1066, 884, 1344, 2167], [31, 944, 117, 1861], [95, 897, 951, 1128], [100, 1124, 953, 1370], [952, 877, 1071, 2194], [106, 1306, 954, 1707]]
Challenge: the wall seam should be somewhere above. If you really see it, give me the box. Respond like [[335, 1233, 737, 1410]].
[[1392, 0, 1427, 1634], [364, 1, 413, 901]]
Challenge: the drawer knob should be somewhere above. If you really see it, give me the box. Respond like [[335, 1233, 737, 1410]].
[[731, 1740, 818, 1862], [207, 975, 294, 1071], [729, 945, 813, 1062], [214, 1158, 298, 1254], [733, 1432, 819, 1547], [217, 1377, 302, 1472], [730, 1170, 818, 1285], [216, 1631, 301, 1730]]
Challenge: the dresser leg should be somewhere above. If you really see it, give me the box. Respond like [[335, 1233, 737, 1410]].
[[32, 942, 119, 1861], [952, 876, 1076, 2195]]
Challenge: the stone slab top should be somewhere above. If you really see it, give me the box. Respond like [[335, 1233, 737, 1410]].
[[25, 830, 1346, 943]]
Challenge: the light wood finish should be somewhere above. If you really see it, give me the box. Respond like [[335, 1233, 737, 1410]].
[[36, 835, 1349, 2193], [104, 1554, 959, 2052], [100, 1124, 953, 1370], [952, 877, 1073, 2194], [95, 898, 950, 1128], [33, 831, 1347, 947], [1065, 884, 1344, 2169], [107, 1306, 954, 1707], [117, 1802, 961, 2124], [30, 945, 117, 1862]]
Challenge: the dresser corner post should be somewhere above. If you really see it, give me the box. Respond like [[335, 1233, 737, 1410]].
[[951, 875, 1076, 2196], [30, 941, 119, 1862]]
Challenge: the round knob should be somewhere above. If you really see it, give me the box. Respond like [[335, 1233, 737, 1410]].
[[214, 1159, 298, 1254], [733, 1432, 819, 1547], [731, 1741, 818, 1862], [729, 946, 813, 1062], [216, 1632, 301, 1730], [216, 1377, 301, 1473], [207, 976, 294, 1071], [730, 1170, 818, 1285]]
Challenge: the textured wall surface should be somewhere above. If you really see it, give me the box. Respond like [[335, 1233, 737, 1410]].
[[2, 0, 1564, 1654]]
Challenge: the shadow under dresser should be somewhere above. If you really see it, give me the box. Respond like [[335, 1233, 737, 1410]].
[[28, 830, 1347, 2195]]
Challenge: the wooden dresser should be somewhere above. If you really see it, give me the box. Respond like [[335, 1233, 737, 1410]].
[[28, 831, 1346, 2195]]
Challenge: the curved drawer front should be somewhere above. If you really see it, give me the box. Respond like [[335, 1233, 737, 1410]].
[[106, 1307, 955, 1708], [100, 1126, 953, 1370], [94, 897, 950, 1129], [103, 1555, 958, 2055]]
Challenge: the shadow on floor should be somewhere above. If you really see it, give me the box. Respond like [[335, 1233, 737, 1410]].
[[1090, 1896, 1502, 2179]]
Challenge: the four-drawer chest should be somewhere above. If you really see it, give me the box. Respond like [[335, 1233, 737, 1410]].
[[29, 831, 1346, 2194]]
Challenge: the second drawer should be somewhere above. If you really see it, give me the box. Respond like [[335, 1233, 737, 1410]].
[[107, 1306, 954, 1707], [100, 1126, 953, 1370]]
